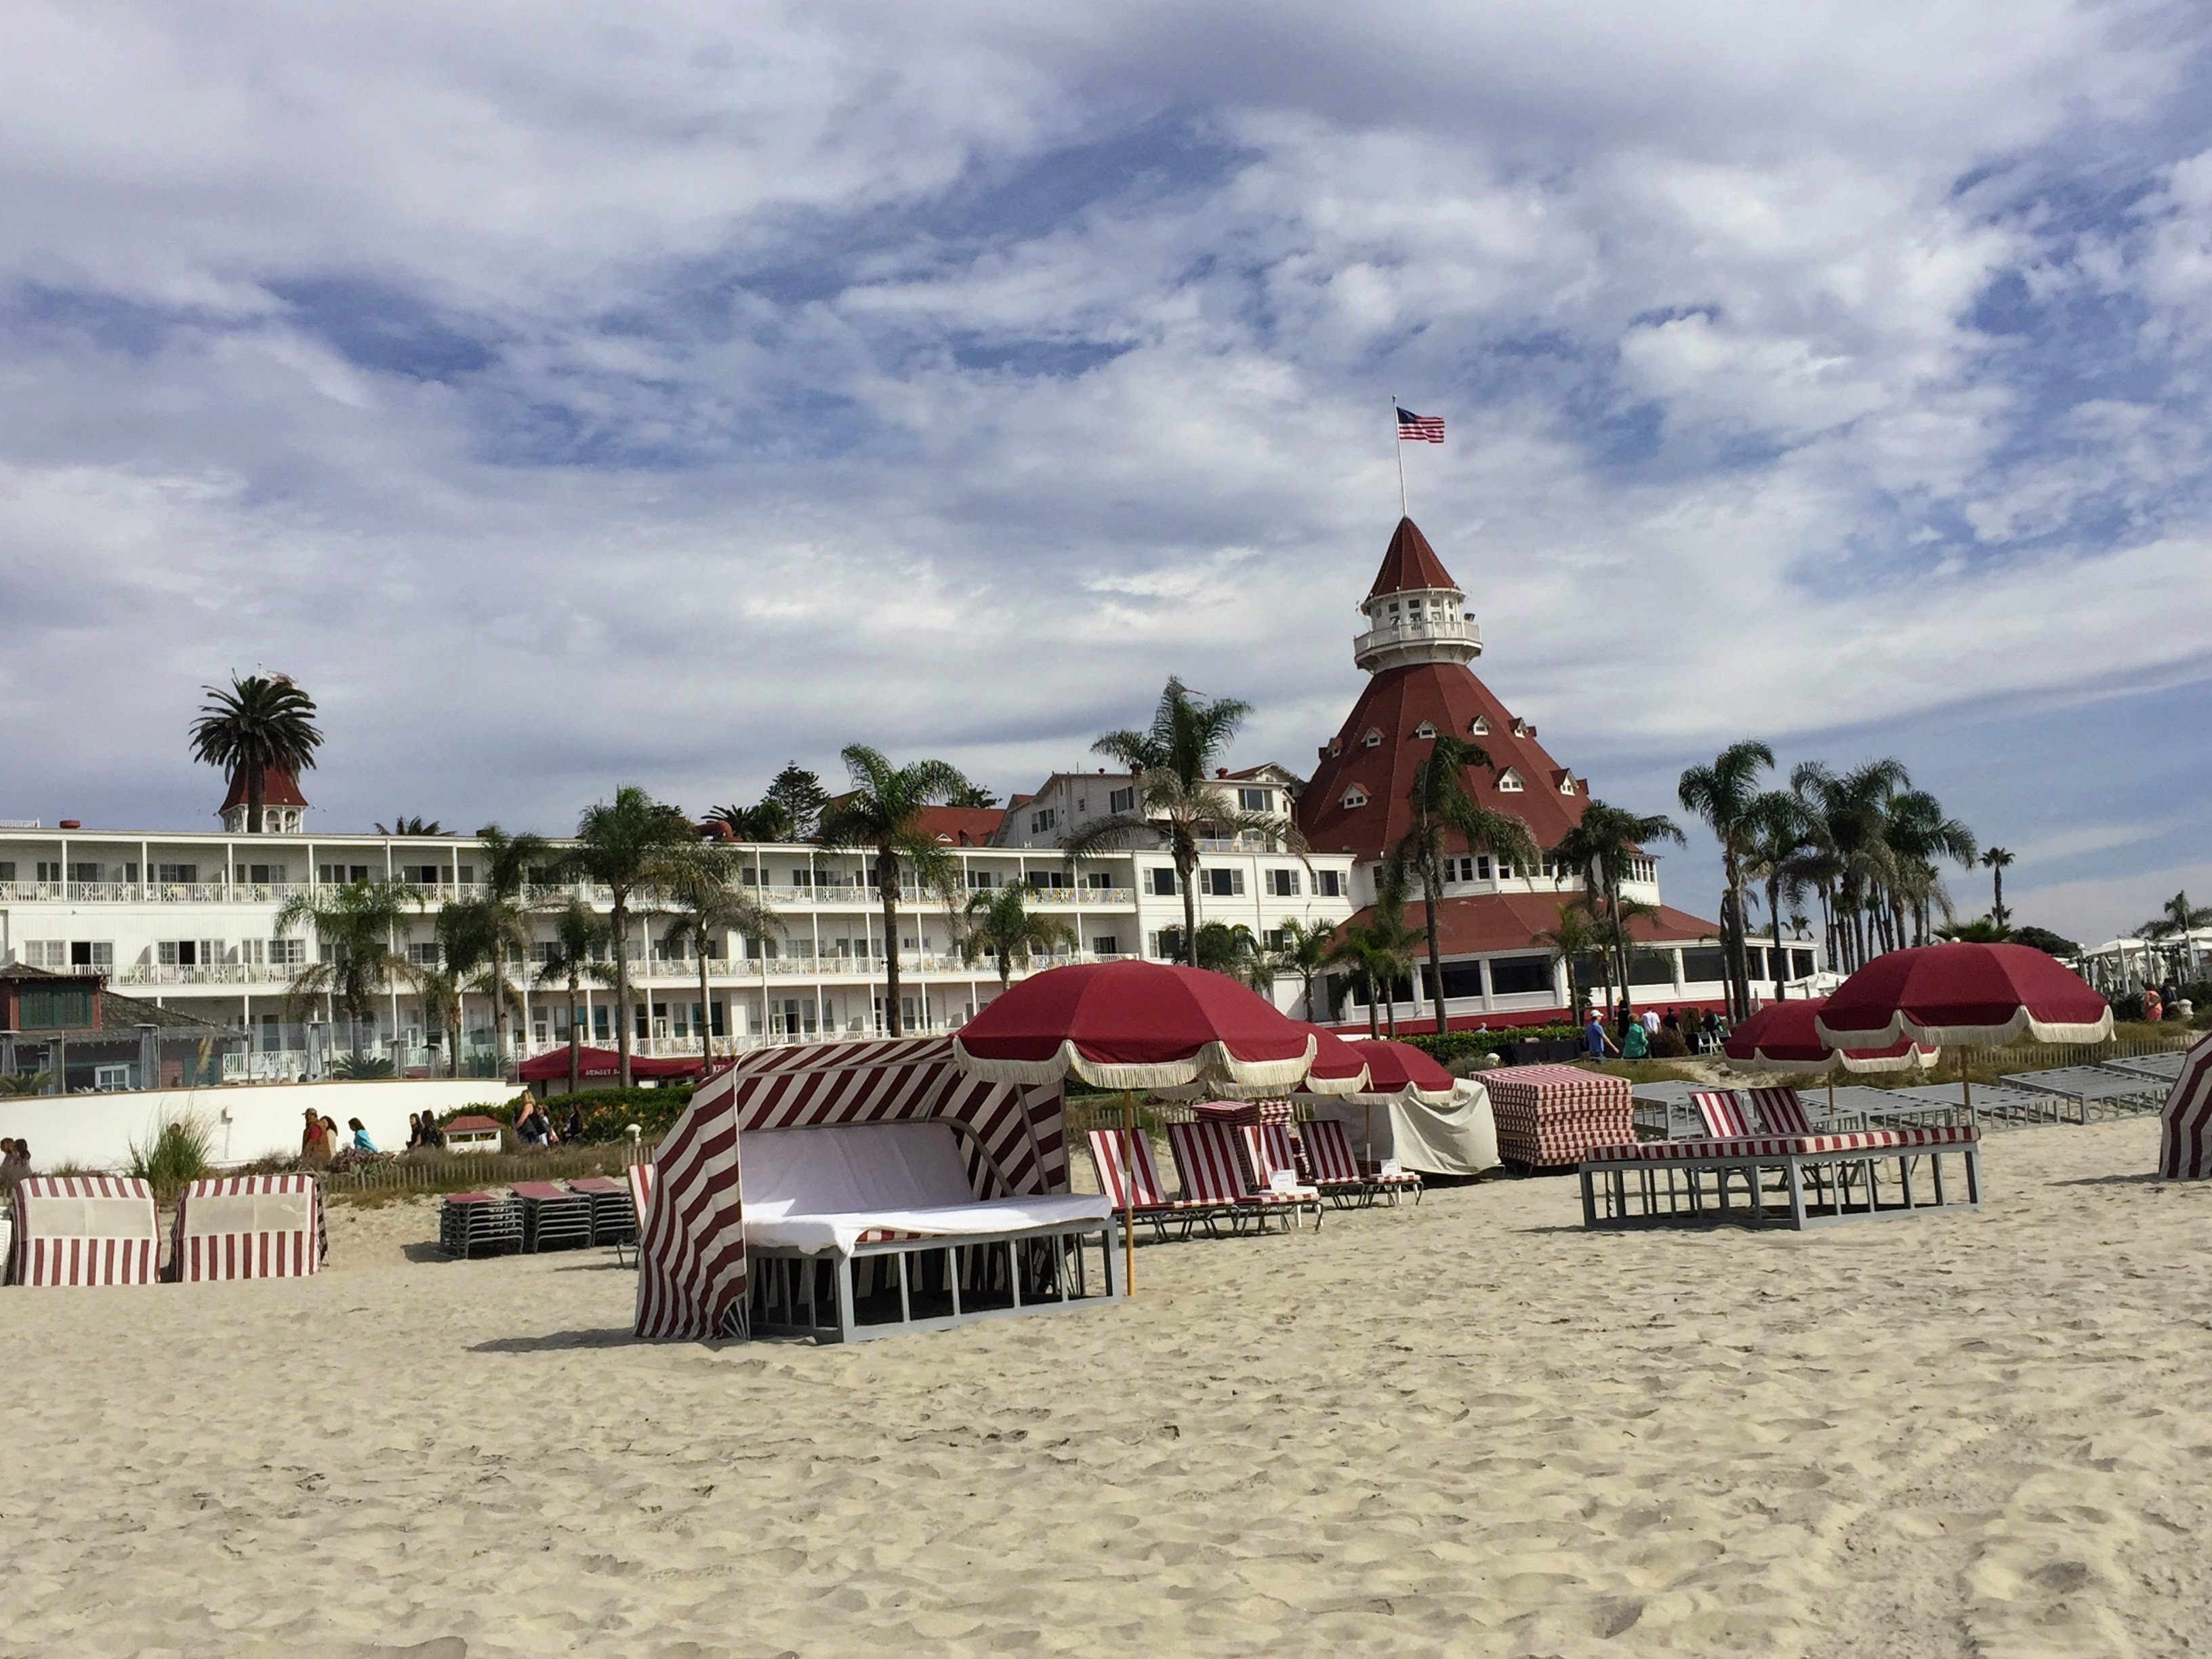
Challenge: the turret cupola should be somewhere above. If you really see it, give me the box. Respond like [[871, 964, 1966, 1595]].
[[1352, 516, 1481, 673]]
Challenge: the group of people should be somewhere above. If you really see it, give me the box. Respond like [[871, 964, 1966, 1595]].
[[0, 1137, 31, 1188], [1582, 1004, 1728, 1060], [404, 1113, 447, 1151], [516, 1103, 583, 1147], [299, 1111, 377, 1166]]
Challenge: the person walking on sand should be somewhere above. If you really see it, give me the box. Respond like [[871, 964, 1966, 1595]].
[[1622, 1019, 1650, 1061], [1584, 1010, 1618, 1059], [348, 1118, 377, 1153], [302, 1108, 329, 1166]]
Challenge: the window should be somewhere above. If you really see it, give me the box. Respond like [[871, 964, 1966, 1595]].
[[1559, 776, 1576, 794], [1267, 869, 1300, 897], [1201, 868, 1245, 897], [319, 863, 369, 884], [966, 869, 998, 890], [1496, 769, 1524, 792], [157, 863, 198, 884], [36, 861, 60, 882], [1361, 729, 1382, 747], [1414, 722, 1436, 739], [237, 863, 287, 884], [1092, 935, 1120, 956], [1469, 716, 1489, 735], [1512, 718, 1529, 737], [1328, 739, 1342, 756], [1150, 928, 1185, 959], [1488, 955, 1553, 996], [270, 939, 305, 966], [1340, 786, 1368, 808], [1263, 928, 1288, 952], [1237, 787, 1270, 811], [1148, 868, 1179, 896], [1680, 947, 1729, 983], [1315, 870, 1344, 898], [1109, 785, 1135, 813], [68, 862, 100, 884], [70, 941, 113, 968], [405, 941, 442, 966], [403, 864, 443, 885], [24, 940, 66, 968], [1031, 869, 1070, 890], [456, 865, 476, 885], [0, 861, 12, 882], [1477, 855, 1494, 880], [1083, 870, 1113, 890], [1029, 808, 1058, 834], [17, 985, 93, 1029], [94, 1063, 132, 1092]]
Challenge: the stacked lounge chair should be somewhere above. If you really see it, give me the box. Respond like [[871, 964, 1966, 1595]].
[[568, 1174, 638, 1248], [438, 1191, 523, 1258], [512, 1181, 594, 1252]]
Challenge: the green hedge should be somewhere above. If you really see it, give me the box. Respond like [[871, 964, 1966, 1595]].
[[435, 1086, 696, 1146], [1401, 1023, 1584, 1067]]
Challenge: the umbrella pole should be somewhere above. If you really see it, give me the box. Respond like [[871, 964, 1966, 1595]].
[[1121, 1090, 1139, 1298]]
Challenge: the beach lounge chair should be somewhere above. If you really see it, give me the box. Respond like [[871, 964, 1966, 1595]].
[[1578, 1120, 1982, 1231], [1166, 1120, 1310, 1233], [438, 1191, 523, 1258], [568, 1175, 637, 1253], [1300, 1118, 1422, 1207], [1085, 1127, 1212, 1242], [1233, 1122, 1326, 1228], [512, 1181, 593, 1252], [1689, 1088, 1758, 1139]]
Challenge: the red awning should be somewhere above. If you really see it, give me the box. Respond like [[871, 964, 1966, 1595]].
[[516, 1044, 705, 1082]]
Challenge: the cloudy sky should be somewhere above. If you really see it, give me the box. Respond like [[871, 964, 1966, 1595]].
[[3, 1, 2207, 945]]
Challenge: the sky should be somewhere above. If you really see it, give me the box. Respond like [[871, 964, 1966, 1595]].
[[1, 1, 2208, 948]]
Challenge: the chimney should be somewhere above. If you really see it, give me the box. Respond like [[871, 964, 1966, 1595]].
[[59, 819, 81, 830], [1215, 767, 1227, 778]]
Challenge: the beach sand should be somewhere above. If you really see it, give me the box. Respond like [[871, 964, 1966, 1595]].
[[7, 1118, 2211, 1658]]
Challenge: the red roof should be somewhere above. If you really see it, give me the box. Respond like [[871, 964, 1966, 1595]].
[[913, 806, 1008, 846], [444, 1115, 504, 1133], [1334, 892, 1720, 957], [1297, 662, 1593, 859], [1367, 517, 1460, 598], [220, 763, 308, 812]]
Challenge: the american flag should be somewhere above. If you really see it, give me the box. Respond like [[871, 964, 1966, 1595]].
[[1397, 406, 1445, 443]]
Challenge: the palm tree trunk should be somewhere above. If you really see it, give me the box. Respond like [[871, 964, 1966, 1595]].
[[697, 949, 712, 1065], [1422, 866, 1446, 1037], [878, 850, 903, 1036], [1610, 876, 1635, 1036], [1365, 971, 1379, 1039], [612, 896, 634, 1088], [1769, 877, 1787, 1000], [247, 758, 264, 836], [1992, 866, 2005, 927], [1177, 849, 1198, 966], [566, 974, 581, 1095]]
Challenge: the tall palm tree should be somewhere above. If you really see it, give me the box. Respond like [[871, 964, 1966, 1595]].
[[817, 745, 976, 1037], [274, 879, 411, 1065], [1273, 918, 1336, 1021], [1534, 898, 1610, 1020], [1382, 735, 1540, 1031], [1678, 740, 1774, 1019], [704, 800, 794, 843], [417, 899, 506, 1076], [958, 883, 1078, 990], [2142, 890, 2212, 981], [532, 899, 612, 1095], [1065, 678, 1284, 964], [1883, 790, 1976, 947], [1193, 921, 1271, 989], [1324, 896, 1420, 1038], [1742, 790, 1816, 1000], [189, 674, 323, 834], [1553, 799, 1685, 1031], [1980, 846, 2015, 928], [461, 824, 550, 1070], [567, 785, 697, 1086], [1792, 759, 1908, 972], [651, 844, 783, 1061]]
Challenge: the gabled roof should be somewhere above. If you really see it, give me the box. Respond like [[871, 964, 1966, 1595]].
[[220, 763, 309, 812], [912, 806, 1009, 847], [1366, 517, 1460, 598]]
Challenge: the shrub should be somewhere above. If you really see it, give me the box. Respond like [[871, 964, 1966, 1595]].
[[1404, 1023, 1582, 1067], [331, 1053, 396, 1080], [128, 1111, 216, 1203]]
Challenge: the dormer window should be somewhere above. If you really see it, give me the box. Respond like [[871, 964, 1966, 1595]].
[[1340, 786, 1369, 808], [1328, 739, 1342, 756], [1559, 776, 1576, 795], [1414, 722, 1436, 740], [1469, 716, 1490, 736], [1511, 718, 1528, 737], [1361, 729, 1382, 748], [1497, 769, 1525, 792]]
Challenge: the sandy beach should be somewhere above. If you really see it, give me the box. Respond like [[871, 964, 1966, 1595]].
[[7, 1118, 2210, 1659]]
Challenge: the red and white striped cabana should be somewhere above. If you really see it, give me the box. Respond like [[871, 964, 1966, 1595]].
[[2157, 1033, 2212, 1181], [634, 1038, 1075, 1341], [171, 1174, 325, 1280], [10, 1175, 160, 1286]]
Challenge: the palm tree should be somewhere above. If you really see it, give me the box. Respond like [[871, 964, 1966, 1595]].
[[1193, 921, 1270, 989], [1553, 799, 1685, 1031], [817, 746, 977, 1037], [652, 844, 784, 1061], [567, 785, 697, 1086], [461, 824, 550, 1070], [375, 817, 445, 836], [1382, 735, 1540, 1032], [1883, 790, 1975, 947], [1324, 896, 1420, 1038], [1273, 918, 1336, 1021], [703, 801, 794, 843], [1792, 758, 1909, 972], [1065, 678, 1285, 964], [958, 883, 1078, 990], [1980, 847, 2014, 929], [274, 880, 411, 1065], [1742, 790, 1816, 1000], [2142, 890, 2212, 981], [189, 674, 323, 834], [532, 899, 612, 1094], [1534, 898, 1610, 1019], [1678, 740, 1774, 1019]]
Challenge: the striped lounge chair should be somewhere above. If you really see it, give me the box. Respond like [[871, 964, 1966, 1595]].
[[1300, 1119, 1423, 1208], [1166, 1120, 1311, 1234], [438, 1191, 523, 1258], [1233, 1121, 1326, 1229], [569, 1174, 638, 1251], [1086, 1127, 1214, 1242]]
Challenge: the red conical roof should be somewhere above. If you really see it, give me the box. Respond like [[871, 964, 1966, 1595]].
[[220, 763, 308, 813], [1366, 517, 1460, 598]]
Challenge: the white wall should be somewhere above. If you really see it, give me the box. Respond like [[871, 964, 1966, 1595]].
[[0, 1079, 520, 1174]]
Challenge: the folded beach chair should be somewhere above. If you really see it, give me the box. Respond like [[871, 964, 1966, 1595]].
[[1234, 1122, 1326, 1229], [1689, 1088, 1757, 1139], [1166, 1120, 1309, 1234], [1085, 1127, 1210, 1242], [1300, 1118, 1423, 1207], [512, 1181, 594, 1252], [438, 1191, 523, 1259], [568, 1175, 638, 1254]]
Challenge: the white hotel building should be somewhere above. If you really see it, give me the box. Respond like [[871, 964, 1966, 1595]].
[[0, 771, 1354, 1081]]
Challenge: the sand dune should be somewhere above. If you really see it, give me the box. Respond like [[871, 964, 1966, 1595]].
[[6, 1118, 2209, 1658]]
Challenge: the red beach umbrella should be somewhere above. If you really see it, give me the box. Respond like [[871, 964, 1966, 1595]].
[[1342, 1038, 1457, 1103], [1724, 997, 1938, 1076], [1814, 943, 2113, 1048], [1299, 1023, 1371, 1097], [954, 960, 1321, 1293]]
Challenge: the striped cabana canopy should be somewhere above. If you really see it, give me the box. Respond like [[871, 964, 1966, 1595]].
[[10, 1175, 160, 1286], [632, 1037, 1069, 1341], [2158, 1033, 2212, 1181], [171, 1174, 325, 1281]]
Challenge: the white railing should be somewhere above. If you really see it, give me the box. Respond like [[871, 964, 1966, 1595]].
[[114, 961, 303, 987]]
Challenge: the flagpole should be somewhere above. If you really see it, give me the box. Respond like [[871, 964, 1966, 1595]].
[[1391, 395, 1408, 518]]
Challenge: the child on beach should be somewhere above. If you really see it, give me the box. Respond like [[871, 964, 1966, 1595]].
[[348, 1118, 376, 1152]]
